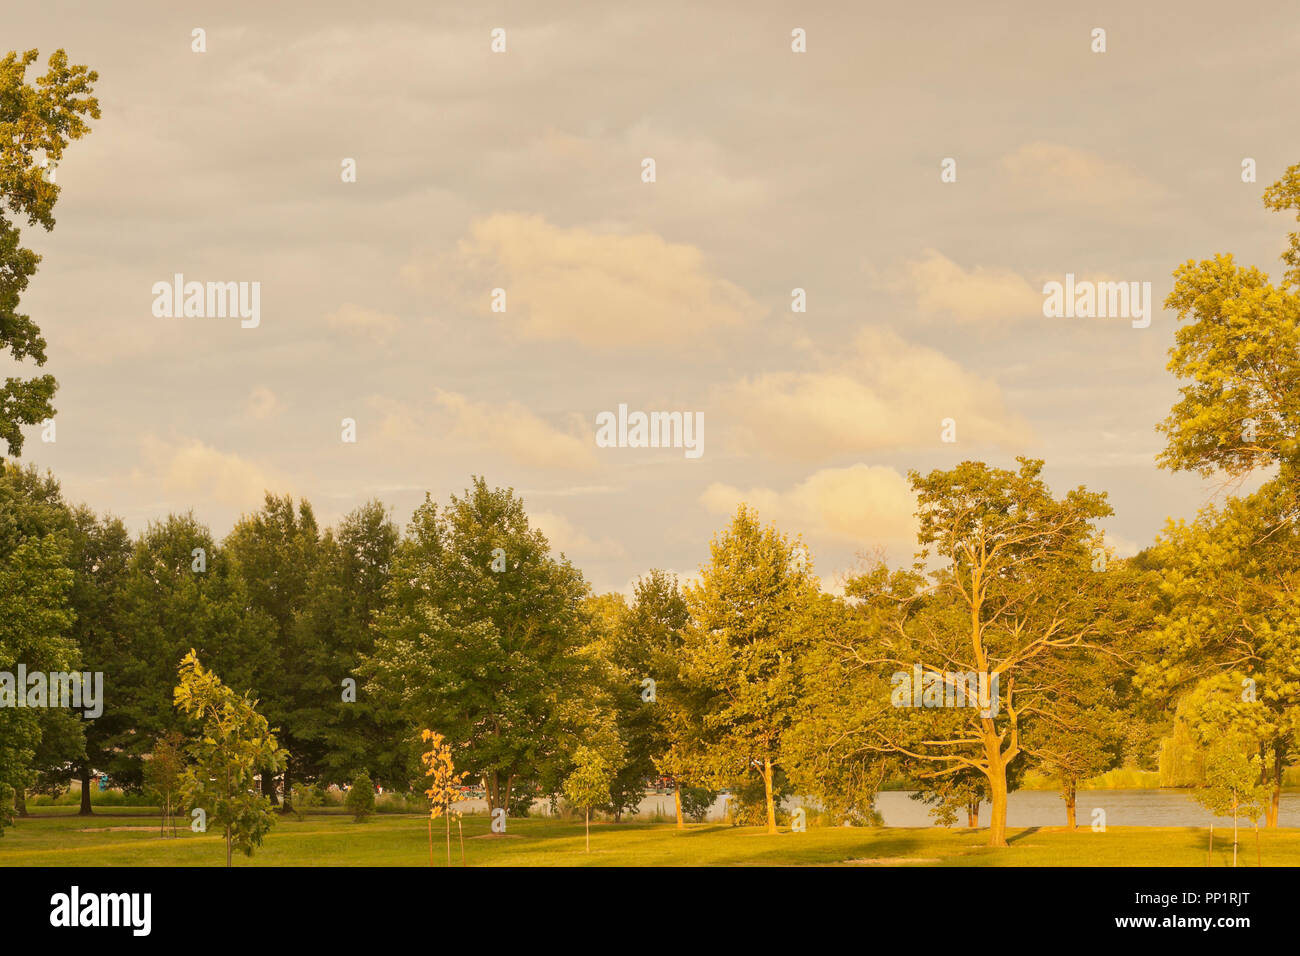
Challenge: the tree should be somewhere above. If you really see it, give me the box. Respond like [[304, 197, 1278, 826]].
[[582, 571, 693, 823], [1024, 646, 1128, 828], [174, 650, 286, 867], [564, 746, 615, 853], [1, 49, 100, 458], [1156, 164, 1300, 480], [1142, 482, 1300, 826], [64, 505, 132, 815], [224, 493, 321, 809], [0, 463, 79, 829], [143, 732, 186, 837], [1262, 162, 1300, 290], [294, 502, 404, 790], [116, 514, 276, 790], [0, 532, 76, 833], [669, 506, 817, 834], [363, 478, 590, 816], [815, 460, 1115, 847], [1194, 734, 1269, 867], [346, 772, 375, 822], [421, 729, 467, 866], [786, 592, 889, 826]]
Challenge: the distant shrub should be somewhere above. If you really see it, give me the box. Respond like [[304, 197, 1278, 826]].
[[346, 773, 375, 822]]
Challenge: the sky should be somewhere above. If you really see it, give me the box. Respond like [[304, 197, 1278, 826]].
[[6, 0, 1300, 595]]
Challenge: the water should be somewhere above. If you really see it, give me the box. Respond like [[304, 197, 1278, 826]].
[[874, 789, 1300, 828]]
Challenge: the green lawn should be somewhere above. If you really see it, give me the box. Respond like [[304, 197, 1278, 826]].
[[2, 810, 1297, 866]]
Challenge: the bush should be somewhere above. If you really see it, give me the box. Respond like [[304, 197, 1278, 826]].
[[679, 785, 716, 823], [345, 773, 375, 822]]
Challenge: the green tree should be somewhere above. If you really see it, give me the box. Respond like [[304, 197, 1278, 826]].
[[563, 746, 615, 852], [1142, 482, 1300, 825], [174, 650, 286, 867], [1024, 643, 1129, 828], [116, 514, 275, 789], [669, 506, 817, 834], [1194, 734, 1270, 867], [64, 505, 132, 814], [0, 533, 76, 833], [295, 501, 404, 789], [0, 463, 79, 825], [346, 772, 375, 822], [224, 493, 321, 808], [1, 49, 100, 458], [363, 478, 590, 816]]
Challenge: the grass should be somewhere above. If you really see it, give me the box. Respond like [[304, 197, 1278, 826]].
[[2, 810, 1297, 866]]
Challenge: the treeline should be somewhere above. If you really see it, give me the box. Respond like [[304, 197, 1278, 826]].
[[2, 456, 1294, 848]]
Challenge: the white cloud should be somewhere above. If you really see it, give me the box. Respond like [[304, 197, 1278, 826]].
[[1000, 142, 1164, 209], [403, 213, 761, 349], [714, 327, 1031, 458], [135, 436, 286, 511], [903, 249, 1041, 322], [700, 463, 918, 547], [365, 391, 598, 472], [531, 510, 626, 559]]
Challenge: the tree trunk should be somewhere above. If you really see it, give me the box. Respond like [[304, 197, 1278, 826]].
[[280, 757, 293, 814], [966, 800, 978, 829], [1267, 745, 1282, 828], [987, 753, 1009, 848], [762, 757, 777, 834], [446, 812, 451, 867], [226, 825, 232, 868], [1232, 794, 1239, 868], [1064, 779, 1077, 830], [78, 763, 93, 816], [260, 769, 279, 806], [674, 786, 684, 828], [585, 807, 590, 852]]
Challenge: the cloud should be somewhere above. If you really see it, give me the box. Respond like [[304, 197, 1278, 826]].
[[700, 464, 918, 545], [1000, 142, 1164, 209], [531, 510, 626, 559], [404, 213, 760, 349], [363, 391, 598, 471], [714, 327, 1031, 458], [135, 436, 286, 511], [903, 249, 1041, 322], [325, 303, 401, 342]]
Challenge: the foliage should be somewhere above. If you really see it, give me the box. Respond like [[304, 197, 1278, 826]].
[[346, 773, 375, 822], [174, 650, 286, 865]]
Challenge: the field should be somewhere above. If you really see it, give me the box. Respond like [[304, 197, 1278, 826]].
[[2, 809, 1297, 867]]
